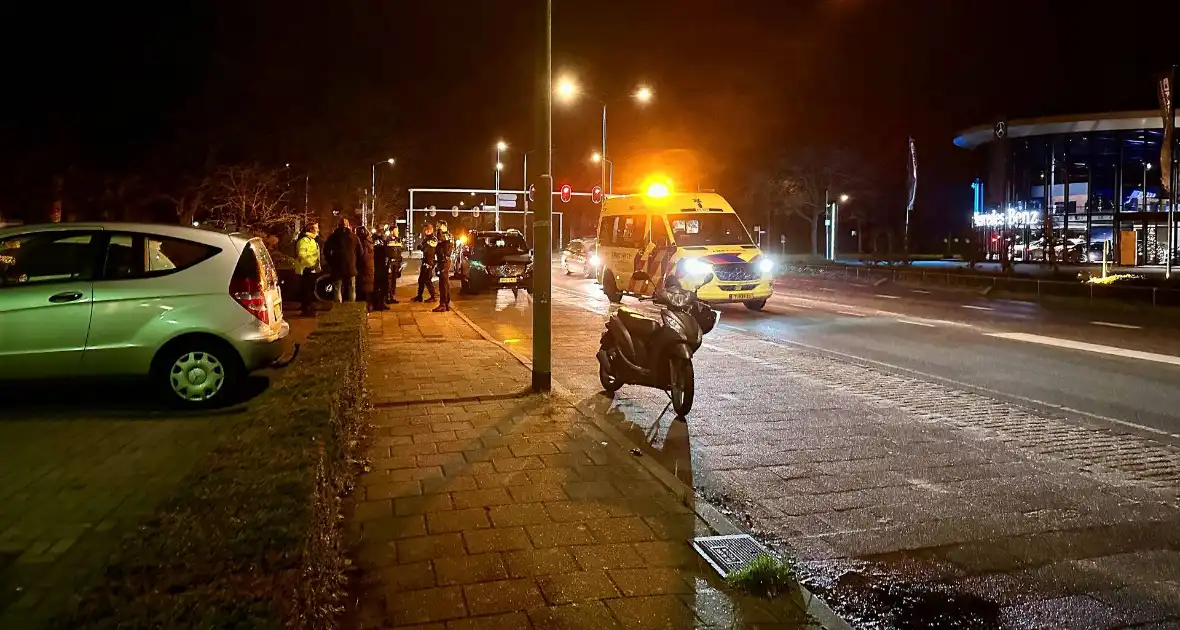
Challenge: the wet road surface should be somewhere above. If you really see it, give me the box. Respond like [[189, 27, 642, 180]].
[[452, 268, 1180, 629]]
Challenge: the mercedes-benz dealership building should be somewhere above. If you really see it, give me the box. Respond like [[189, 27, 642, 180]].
[[955, 111, 1178, 265]]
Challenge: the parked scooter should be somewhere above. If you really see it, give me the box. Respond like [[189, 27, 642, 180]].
[[596, 271, 719, 416]]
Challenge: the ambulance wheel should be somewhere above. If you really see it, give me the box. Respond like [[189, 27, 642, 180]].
[[602, 270, 622, 303], [744, 299, 767, 312]]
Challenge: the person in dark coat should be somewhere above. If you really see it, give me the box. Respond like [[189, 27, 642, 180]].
[[324, 218, 359, 302], [432, 220, 454, 312], [372, 228, 399, 310], [410, 224, 438, 303], [355, 226, 375, 305]]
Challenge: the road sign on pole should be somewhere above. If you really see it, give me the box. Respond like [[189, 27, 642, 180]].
[[500, 199, 517, 208]]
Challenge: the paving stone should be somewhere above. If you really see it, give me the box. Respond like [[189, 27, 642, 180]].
[[387, 586, 467, 625], [505, 548, 580, 578], [451, 488, 515, 509], [605, 594, 696, 630], [572, 543, 647, 571], [365, 480, 424, 501], [395, 493, 455, 516], [434, 552, 508, 586], [445, 611, 531, 630], [376, 560, 435, 593], [609, 567, 694, 596], [489, 503, 553, 528], [427, 508, 492, 534], [544, 501, 615, 522], [528, 601, 622, 630], [634, 540, 703, 568], [397, 533, 468, 563], [462, 579, 546, 616], [507, 482, 570, 503], [360, 515, 428, 543], [536, 570, 620, 605], [527, 522, 596, 548], [585, 517, 657, 543], [464, 527, 533, 554]]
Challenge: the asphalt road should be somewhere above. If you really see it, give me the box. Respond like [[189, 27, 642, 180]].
[[452, 267, 1180, 629]]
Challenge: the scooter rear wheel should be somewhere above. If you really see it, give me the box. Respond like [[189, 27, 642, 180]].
[[599, 349, 624, 393], [669, 357, 694, 416]]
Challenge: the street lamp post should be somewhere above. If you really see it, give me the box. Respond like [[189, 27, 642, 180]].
[[494, 141, 507, 230], [370, 158, 395, 228], [533, 0, 553, 392]]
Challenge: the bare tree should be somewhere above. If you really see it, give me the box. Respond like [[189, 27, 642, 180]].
[[205, 163, 296, 236]]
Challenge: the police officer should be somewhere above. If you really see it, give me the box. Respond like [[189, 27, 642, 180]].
[[371, 227, 399, 310], [432, 220, 454, 312], [411, 224, 438, 303]]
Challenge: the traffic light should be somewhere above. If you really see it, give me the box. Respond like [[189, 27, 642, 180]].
[[559, 184, 572, 203], [528, 184, 536, 202], [591, 185, 602, 204]]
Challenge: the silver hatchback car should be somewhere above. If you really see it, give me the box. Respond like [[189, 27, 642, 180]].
[[0, 222, 290, 407]]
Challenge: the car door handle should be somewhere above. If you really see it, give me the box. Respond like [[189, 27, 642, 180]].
[[48, 291, 84, 303]]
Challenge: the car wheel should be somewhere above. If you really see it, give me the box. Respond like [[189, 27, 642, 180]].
[[744, 299, 767, 312], [152, 338, 244, 408]]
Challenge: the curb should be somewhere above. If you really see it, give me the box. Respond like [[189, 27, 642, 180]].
[[450, 304, 853, 630]]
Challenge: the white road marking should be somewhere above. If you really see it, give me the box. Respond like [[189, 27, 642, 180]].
[[837, 311, 866, 318], [760, 336, 1180, 441], [898, 320, 936, 328], [720, 324, 746, 332], [875, 294, 901, 299], [987, 332, 1180, 367], [962, 305, 993, 311], [1091, 321, 1142, 330], [912, 289, 931, 295], [819, 287, 836, 292]]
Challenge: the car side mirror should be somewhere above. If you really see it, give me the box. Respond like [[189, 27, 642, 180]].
[[632, 270, 651, 282]]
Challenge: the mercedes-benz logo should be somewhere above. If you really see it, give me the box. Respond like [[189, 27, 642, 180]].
[[995, 121, 1007, 139]]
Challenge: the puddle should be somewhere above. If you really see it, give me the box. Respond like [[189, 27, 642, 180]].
[[799, 560, 1001, 630]]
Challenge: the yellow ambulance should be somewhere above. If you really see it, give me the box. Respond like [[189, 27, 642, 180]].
[[595, 185, 775, 311]]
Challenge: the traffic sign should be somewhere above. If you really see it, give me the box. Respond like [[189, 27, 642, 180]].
[[498, 192, 517, 201], [500, 199, 517, 208], [559, 184, 572, 203], [591, 186, 602, 204]]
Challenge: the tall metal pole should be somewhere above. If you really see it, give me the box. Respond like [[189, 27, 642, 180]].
[[823, 188, 829, 259], [601, 104, 608, 203], [532, 0, 553, 392], [494, 148, 502, 230], [523, 152, 529, 236], [832, 201, 839, 261], [304, 174, 310, 224], [370, 163, 377, 228]]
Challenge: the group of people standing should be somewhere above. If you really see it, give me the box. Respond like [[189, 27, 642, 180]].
[[293, 218, 404, 315], [410, 219, 454, 313]]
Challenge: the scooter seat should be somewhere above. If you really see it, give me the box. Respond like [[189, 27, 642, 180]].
[[618, 307, 660, 338]]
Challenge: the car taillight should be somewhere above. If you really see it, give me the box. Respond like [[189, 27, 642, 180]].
[[230, 267, 271, 324]]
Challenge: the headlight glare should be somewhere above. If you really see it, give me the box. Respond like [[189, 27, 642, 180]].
[[758, 259, 774, 274]]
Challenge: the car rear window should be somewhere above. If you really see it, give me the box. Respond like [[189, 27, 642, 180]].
[[103, 233, 221, 280]]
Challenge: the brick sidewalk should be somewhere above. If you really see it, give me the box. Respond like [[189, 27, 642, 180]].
[[349, 302, 822, 629]]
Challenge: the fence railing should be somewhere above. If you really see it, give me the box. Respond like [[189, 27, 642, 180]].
[[785, 263, 1180, 308]]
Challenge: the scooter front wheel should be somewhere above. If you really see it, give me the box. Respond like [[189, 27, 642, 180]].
[[669, 357, 695, 416]]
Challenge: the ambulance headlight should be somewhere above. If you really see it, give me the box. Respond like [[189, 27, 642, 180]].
[[589, 254, 601, 267], [758, 259, 775, 274], [682, 258, 713, 277]]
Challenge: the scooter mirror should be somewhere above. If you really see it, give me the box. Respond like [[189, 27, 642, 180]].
[[702, 272, 714, 285]]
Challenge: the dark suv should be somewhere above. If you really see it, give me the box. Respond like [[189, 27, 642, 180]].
[[457, 230, 533, 294]]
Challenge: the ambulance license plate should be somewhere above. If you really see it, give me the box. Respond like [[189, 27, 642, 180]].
[[499, 277, 518, 284], [729, 292, 755, 300]]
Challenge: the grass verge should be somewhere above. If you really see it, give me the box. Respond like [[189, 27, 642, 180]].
[[726, 554, 796, 599], [53, 305, 369, 630]]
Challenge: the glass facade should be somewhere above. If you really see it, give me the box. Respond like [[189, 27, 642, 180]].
[[966, 123, 1178, 266]]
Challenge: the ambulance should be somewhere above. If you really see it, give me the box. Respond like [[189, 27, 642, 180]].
[[595, 184, 775, 311]]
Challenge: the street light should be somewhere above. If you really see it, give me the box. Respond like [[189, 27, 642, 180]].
[[839, 194, 850, 203], [494, 141, 508, 229], [557, 79, 653, 197], [826, 191, 848, 260], [369, 157, 396, 228]]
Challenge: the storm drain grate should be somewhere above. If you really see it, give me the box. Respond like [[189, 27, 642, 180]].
[[692, 534, 773, 578]]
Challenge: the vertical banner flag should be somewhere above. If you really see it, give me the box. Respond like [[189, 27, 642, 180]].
[[1159, 72, 1174, 194], [906, 137, 918, 212]]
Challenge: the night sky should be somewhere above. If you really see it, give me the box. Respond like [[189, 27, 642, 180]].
[[1, 0, 1176, 246]]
